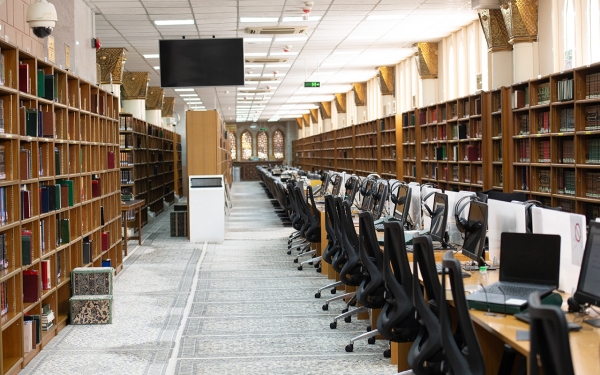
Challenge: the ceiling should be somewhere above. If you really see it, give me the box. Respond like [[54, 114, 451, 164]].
[[86, 0, 479, 123]]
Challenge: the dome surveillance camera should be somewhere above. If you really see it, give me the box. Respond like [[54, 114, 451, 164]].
[[26, 0, 57, 39]]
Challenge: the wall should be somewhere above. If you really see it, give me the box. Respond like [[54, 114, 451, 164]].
[[0, 0, 45, 58], [234, 121, 296, 164]]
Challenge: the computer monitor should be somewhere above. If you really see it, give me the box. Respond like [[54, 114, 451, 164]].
[[371, 181, 389, 220], [320, 172, 331, 196], [406, 184, 421, 230], [344, 176, 359, 204], [360, 178, 375, 211], [461, 201, 489, 267], [574, 221, 600, 319], [331, 173, 343, 196], [429, 192, 449, 247], [392, 183, 411, 226]]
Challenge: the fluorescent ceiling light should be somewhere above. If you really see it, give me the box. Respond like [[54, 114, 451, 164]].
[[282, 16, 322, 22], [187, 101, 203, 104], [183, 98, 201, 101], [245, 52, 268, 57], [275, 37, 308, 42], [366, 14, 405, 21], [240, 17, 279, 23], [174, 88, 195, 92], [244, 37, 273, 43], [180, 94, 198, 97], [153, 66, 160, 70], [154, 19, 195, 26], [143, 54, 159, 59]]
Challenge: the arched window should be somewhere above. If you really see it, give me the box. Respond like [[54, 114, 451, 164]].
[[241, 130, 253, 160], [273, 130, 284, 159], [257, 131, 268, 160], [564, 0, 575, 69], [229, 132, 237, 160]]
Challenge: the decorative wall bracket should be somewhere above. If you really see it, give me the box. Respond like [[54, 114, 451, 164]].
[[413, 43, 439, 79], [310, 108, 319, 124], [122, 72, 150, 100], [320, 102, 332, 119], [96, 48, 127, 84], [334, 93, 347, 114], [162, 97, 175, 117], [146, 86, 165, 110], [353, 82, 367, 106], [378, 66, 395, 96], [500, 0, 539, 44], [479, 9, 512, 52]]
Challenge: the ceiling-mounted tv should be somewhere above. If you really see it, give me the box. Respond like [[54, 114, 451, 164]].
[[159, 38, 245, 87]]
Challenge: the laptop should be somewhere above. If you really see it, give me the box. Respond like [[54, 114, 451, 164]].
[[466, 232, 561, 311]]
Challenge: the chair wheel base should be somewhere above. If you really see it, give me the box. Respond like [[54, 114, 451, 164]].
[[330, 321, 337, 329], [344, 316, 352, 323], [286, 250, 292, 255], [322, 304, 328, 311], [383, 349, 391, 358], [342, 308, 348, 314], [330, 288, 336, 294], [297, 266, 303, 270], [345, 344, 354, 352], [316, 268, 321, 273], [293, 258, 298, 263], [315, 292, 321, 298], [368, 337, 376, 345], [366, 326, 372, 332]]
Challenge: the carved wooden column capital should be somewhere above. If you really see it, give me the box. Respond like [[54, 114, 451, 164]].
[[413, 43, 439, 79], [479, 9, 512, 52], [310, 108, 319, 123], [320, 102, 332, 119], [121, 72, 150, 100], [500, 0, 539, 44], [162, 97, 175, 117], [96, 48, 127, 84], [334, 93, 347, 114], [146, 86, 165, 110], [378, 66, 395, 96], [353, 82, 367, 106]]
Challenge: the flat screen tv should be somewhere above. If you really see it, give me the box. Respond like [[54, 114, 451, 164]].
[[159, 38, 245, 87]]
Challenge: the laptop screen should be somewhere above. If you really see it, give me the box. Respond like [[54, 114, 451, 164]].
[[499, 232, 561, 286]]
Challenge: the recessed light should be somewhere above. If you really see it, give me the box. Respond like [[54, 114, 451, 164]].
[[240, 17, 279, 23], [366, 14, 405, 21], [174, 88, 195, 92], [143, 54, 160, 59], [154, 19, 195, 26], [180, 94, 198, 97]]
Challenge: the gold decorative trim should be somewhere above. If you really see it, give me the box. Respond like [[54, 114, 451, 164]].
[[334, 93, 346, 114], [146, 86, 165, 110], [310, 108, 319, 124], [162, 97, 175, 117], [353, 82, 367, 106], [303, 113, 310, 127], [121, 72, 150, 100], [500, 0, 539, 44], [320, 102, 332, 119], [378, 66, 395, 96], [479, 9, 512, 52], [96, 48, 127, 84], [413, 43, 439, 79], [296, 117, 303, 129]]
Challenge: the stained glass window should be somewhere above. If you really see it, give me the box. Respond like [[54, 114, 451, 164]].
[[241, 131, 253, 160], [229, 132, 237, 160], [257, 131, 268, 160], [273, 130, 284, 159]]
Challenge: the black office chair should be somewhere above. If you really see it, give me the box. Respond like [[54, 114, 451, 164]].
[[322, 200, 363, 311], [315, 194, 344, 298], [440, 252, 485, 375], [341, 210, 387, 352], [409, 235, 445, 375], [376, 219, 420, 357], [292, 186, 321, 265], [528, 292, 575, 375], [297, 185, 323, 270], [286, 181, 309, 254]]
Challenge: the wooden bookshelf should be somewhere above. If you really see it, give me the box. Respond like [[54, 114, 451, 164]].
[[402, 109, 420, 181], [174, 133, 183, 197], [186, 110, 231, 183], [0, 40, 122, 375]]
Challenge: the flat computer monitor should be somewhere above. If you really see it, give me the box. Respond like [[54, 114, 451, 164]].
[[331, 174, 343, 196], [360, 178, 375, 211], [574, 221, 600, 316], [320, 172, 331, 196], [393, 184, 411, 226], [461, 201, 489, 267], [372, 181, 389, 220], [429, 192, 449, 247], [344, 176, 359, 204]]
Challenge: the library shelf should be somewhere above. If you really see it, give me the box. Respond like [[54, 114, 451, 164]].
[[0, 39, 123, 375]]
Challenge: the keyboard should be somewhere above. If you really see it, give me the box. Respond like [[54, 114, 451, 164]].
[[436, 263, 471, 278], [514, 311, 582, 332], [375, 223, 385, 232], [484, 284, 551, 298]]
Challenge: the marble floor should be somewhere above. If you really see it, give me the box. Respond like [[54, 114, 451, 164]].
[[21, 182, 398, 375]]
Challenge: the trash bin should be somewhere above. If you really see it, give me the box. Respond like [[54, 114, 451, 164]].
[[188, 175, 225, 243], [233, 166, 241, 182]]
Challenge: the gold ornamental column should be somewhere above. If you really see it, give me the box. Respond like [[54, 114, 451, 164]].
[[334, 93, 348, 129], [478, 8, 514, 88], [412, 42, 439, 107], [145, 86, 165, 126], [161, 97, 176, 131], [320, 101, 333, 131], [121, 71, 150, 120], [353, 82, 367, 124], [501, 0, 539, 82], [96, 48, 127, 98], [379, 66, 396, 116]]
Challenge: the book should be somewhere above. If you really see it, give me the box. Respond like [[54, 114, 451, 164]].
[[41, 109, 54, 138], [0, 187, 7, 225], [100, 206, 105, 225], [107, 151, 115, 169], [1, 281, 7, 315], [0, 233, 6, 270], [18, 62, 29, 93], [92, 178, 101, 198], [47, 184, 56, 211], [23, 320, 33, 353], [22, 230, 32, 265], [57, 180, 74, 206], [41, 259, 51, 290], [83, 240, 92, 264], [0, 99, 4, 134], [26, 108, 37, 137], [20, 147, 32, 180], [102, 259, 111, 267], [61, 184, 69, 208], [55, 147, 61, 175], [44, 74, 55, 101], [40, 186, 50, 213], [37, 70, 45, 98], [467, 145, 479, 161], [23, 269, 39, 303], [102, 232, 109, 251], [21, 188, 31, 220], [512, 90, 526, 109], [0, 145, 5, 180], [60, 219, 70, 244]]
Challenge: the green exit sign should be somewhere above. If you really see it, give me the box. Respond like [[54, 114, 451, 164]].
[[260, 127, 266, 131], [304, 81, 321, 88]]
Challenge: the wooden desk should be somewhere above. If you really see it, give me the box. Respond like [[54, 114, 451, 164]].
[[121, 199, 145, 256]]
